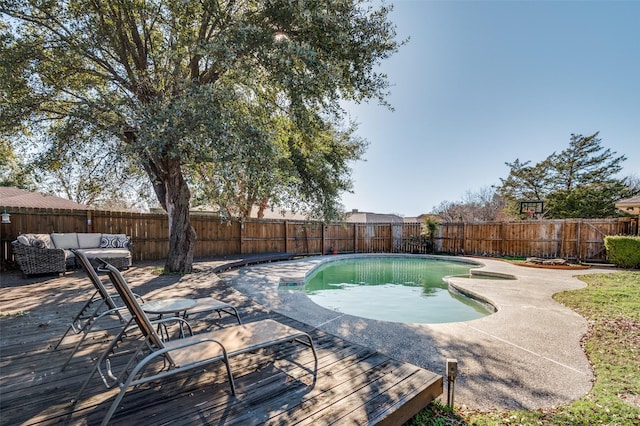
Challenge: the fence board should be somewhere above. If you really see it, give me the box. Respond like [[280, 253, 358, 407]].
[[0, 205, 636, 268]]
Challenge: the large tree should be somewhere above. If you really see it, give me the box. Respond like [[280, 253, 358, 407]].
[[1, 0, 400, 272], [498, 133, 635, 218]]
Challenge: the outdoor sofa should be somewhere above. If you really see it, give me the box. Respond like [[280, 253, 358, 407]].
[[12, 232, 132, 276]]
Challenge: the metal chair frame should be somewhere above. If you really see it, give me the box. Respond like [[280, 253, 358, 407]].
[[76, 260, 317, 426], [56, 250, 241, 371]]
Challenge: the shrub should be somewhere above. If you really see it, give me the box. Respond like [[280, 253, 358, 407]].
[[604, 235, 640, 269]]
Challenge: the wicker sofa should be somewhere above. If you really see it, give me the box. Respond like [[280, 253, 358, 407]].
[[12, 233, 133, 276]]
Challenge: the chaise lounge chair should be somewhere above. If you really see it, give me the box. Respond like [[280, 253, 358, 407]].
[[56, 250, 242, 371], [76, 260, 317, 426]]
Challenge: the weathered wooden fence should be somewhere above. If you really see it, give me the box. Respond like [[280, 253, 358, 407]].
[[432, 219, 637, 260], [0, 207, 637, 269]]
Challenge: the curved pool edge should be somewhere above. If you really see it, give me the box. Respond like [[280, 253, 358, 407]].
[[443, 271, 517, 315], [218, 253, 608, 411], [446, 280, 497, 314]]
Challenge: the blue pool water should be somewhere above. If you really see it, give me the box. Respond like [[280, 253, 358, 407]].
[[303, 256, 494, 324]]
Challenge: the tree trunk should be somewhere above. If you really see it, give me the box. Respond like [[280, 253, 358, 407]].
[[164, 168, 196, 273], [142, 156, 196, 273]]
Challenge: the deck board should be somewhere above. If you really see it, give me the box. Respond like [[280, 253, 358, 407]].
[[0, 255, 441, 425]]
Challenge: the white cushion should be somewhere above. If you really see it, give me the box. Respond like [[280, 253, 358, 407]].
[[26, 233, 52, 249], [77, 233, 103, 248], [51, 233, 79, 249], [77, 248, 131, 258], [17, 235, 30, 246]]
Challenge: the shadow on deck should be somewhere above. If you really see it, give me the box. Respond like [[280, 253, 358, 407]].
[[0, 254, 442, 425]]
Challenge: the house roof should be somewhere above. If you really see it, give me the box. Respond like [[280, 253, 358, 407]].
[[615, 195, 640, 207], [615, 195, 640, 215], [403, 214, 441, 223], [344, 210, 404, 223], [0, 187, 91, 210]]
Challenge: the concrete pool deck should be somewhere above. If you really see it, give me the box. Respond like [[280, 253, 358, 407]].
[[219, 254, 615, 411]]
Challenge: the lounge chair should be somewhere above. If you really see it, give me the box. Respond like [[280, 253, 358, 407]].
[[56, 250, 241, 371], [53, 250, 137, 354], [76, 260, 317, 426]]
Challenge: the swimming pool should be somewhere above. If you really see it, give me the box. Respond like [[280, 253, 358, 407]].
[[303, 256, 495, 324]]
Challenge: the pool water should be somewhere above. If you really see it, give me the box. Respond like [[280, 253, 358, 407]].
[[303, 257, 494, 324]]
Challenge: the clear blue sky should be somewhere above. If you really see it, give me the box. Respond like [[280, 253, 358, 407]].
[[341, 0, 640, 217]]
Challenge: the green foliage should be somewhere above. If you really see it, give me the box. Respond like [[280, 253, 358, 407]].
[[421, 217, 440, 238], [498, 133, 636, 219], [407, 217, 441, 254], [25, 119, 155, 209], [604, 236, 640, 269], [1, 0, 401, 271], [190, 115, 366, 220], [406, 399, 466, 426], [0, 310, 29, 317], [0, 138, 34, 189], [499, 158, 550, 204]]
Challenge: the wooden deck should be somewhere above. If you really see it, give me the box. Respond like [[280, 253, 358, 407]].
[[0, 255, 442, 425]]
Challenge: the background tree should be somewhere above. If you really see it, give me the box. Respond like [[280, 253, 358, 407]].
[[432, 186, 507, 222], [498, 133, 635, 218], [625, 174, 640, 194], [25, 120, 157, 209], [420, 216, 439, 253], [544, 133, 630, 218], [190, 118, 365, 219], [497, 158, 550, 217], [0, 138, 34, 189], [1, 0, 400, 272]]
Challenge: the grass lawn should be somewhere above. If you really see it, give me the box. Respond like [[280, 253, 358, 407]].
[[407, 271, 640, 426]]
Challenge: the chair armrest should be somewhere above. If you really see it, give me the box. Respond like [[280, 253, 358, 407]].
[[11, 241, 67, 275], [12, 241, 65, 257]]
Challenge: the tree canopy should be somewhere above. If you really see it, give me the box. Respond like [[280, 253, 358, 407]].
[[498, 133, 636, 218], [1, 0, 401, 272]]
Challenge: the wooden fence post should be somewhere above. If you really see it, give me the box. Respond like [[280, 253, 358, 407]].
[[576, 220, 582, 262], [353, 223, 358, 253], [558, 221, 564, 258], [86, 210, 92, 232], [462, 222, 467, 255], [284, 221, 289, 253]]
